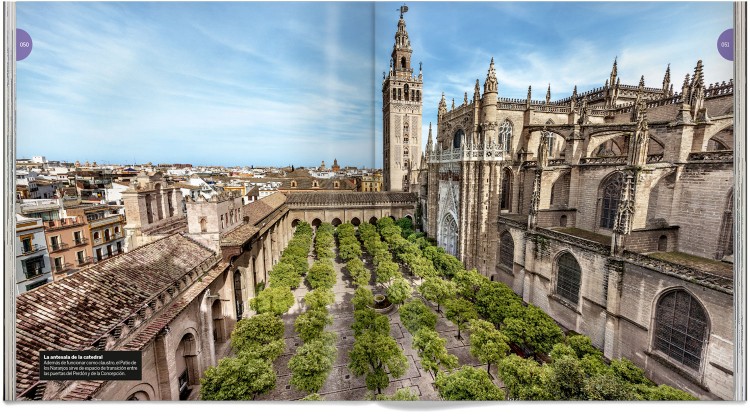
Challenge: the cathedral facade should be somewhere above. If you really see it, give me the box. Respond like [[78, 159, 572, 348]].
[[419, 44, 735, 399]]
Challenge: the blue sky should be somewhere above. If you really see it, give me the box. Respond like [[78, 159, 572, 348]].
[[16, 1, 734, 168]]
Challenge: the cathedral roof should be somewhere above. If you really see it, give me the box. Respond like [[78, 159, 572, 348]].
[[286, 191, 418, 206], [15, 233, 216, 396], [220, 192, 288, 247]]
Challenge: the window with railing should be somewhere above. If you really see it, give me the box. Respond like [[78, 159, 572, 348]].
[[654, 290, 707, 371]]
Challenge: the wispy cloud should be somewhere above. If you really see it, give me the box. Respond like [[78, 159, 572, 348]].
[[17, 2, 734, 168]]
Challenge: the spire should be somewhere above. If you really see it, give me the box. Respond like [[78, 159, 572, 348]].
[[662, 64, 671, 96], [390, 5, 412, 76], [692, 59, 704, 88], [609, 56, 618, 86], [483, 57, 498, 94], [570, 85, 578, 111], [463, 91, 468, 106], [545, 84, 551, 104], [426, 122, 433, 153], [451, 98, 455, 110], [474, 79, 481, 102], [438, 92, 447, 117], [638, 75, 645, 90]]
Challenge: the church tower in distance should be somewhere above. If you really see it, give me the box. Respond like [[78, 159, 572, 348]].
[[382, 4, 422, 192]]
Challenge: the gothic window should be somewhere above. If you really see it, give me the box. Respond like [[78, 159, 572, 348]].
[[499, 232, 514, 270], [290, 180, 297, 188], [453, 129, 465, 149], [404, 84, 409, 98], [559, 215, 568, 227], [717, 190, 733, 259], [392, 88, 397, 100], [439, 214, 458, 256], [416, 91, 420, 101], [600, 174, 623, 229], [556, 252, 581, 305], [499, 120, 512, 152], [312, 181, 319, 188], [654, 289, 708, 371], [500, 168, 512, 211], [401, 57, 406, 69], [398, 89, 402, 100]]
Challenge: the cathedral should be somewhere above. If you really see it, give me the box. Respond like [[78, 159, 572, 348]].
[[409, 25, 735, 401]]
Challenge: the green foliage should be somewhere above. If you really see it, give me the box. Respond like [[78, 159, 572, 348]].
[[546, 354, 586, 400], [346, 258, 370, 287], [268, 262, 302, 290], [412, 328, 458, 377], [338, 241, 362, 262], [386, 276, 412, 305], [409, 256, 439, 280], [352, 286, 375, 310], [295, 308, 333, 343], [352, 308, 390, 337], [452, 269, 488, 301], [633, 384, 698, 400], [496, 354, 552, 400], [417, 276, 457, 312], [468, 319, 510, 374], [303, 288, 335, 310], [348, 330, 408, 394], [395, 217, 414, 238], [307, 260, 336, 289], [200, 355, 276, 400], [610, 358, 654, 386], [549, 343, 577, 361], [375, 260, 400, 287], [398, 298, 437, 334], [475, 280, 524, 326], [566, 334, 603, 359], [445, 298, 478, 339], [230, 313, 285, 360], [434, 366, 505, 401], [502, 305, 563, 355], [583, 372, 637, 400], [375, 387, 419, 401], [301, 393, 323, 401], [375, 217, 395, 233], [248, 286, 295, 316], [288, 336, 337, 393]]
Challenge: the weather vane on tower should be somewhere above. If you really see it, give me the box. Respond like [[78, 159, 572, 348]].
[[399, 4, 408, 18]]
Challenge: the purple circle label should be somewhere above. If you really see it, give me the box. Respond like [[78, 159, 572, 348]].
[[17, 28, 32, 61], [717, 28, 733, 61]]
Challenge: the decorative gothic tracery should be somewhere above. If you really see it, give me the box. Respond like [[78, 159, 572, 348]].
[[600, 173, 624, 229], [439, 214, 459, 256], [654, 289, 708, 371], [556, 252, 582, 305]]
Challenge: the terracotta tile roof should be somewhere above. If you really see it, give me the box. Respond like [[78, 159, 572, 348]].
[[15, 233, 215, 396], [220, 193, 287, 247], [285, 191, 418, 205]]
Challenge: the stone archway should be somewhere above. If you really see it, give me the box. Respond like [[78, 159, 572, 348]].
[[369, 216, 378, 225], [211, 299, 226, 343], [438, 213, 458, 256], [351, 217, 361, 226], [332, 218, 342, 227], [175, 332, 198, 400], [291, 218, 300, 228], [311, 218, 322, 228]]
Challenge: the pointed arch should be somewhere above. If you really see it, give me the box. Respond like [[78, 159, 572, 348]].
[[499, 231, 514, 270], [653, 288, 709, 371], [716, 188, 734, 260], [500, 167, 513, 211], [599, 172, 624, 229], [438, 213, 459, 257], [555, 251, 581, 305], [453, 129, 465, 149], [499, 119, 513, 152]]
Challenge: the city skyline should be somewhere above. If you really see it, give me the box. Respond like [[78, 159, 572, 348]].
[[17, 1, 734, 167]]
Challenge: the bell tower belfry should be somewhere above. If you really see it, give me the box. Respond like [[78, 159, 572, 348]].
[[382, 4, 422, 192]]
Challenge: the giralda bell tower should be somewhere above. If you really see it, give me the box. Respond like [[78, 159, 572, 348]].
[[382, 4, 422, 192]]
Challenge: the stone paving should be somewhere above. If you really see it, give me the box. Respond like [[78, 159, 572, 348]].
[[258, 241, 503, 401]]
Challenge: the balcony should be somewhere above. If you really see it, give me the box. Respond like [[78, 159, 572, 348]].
[[76, 256, 92, 266], [24, 267, 48, 279], [73, 237, 89, 247], [89, 215, 123, 228], [46, 217, 85, 230], [49, 242, 69, 253], [19, 244, 45, 256], [53, 263, 73, 273]]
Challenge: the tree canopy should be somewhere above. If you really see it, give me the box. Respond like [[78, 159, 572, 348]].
[[348, 330, 408, 394], [200, 355, 276, 400], [434, 366, 504, 401]]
